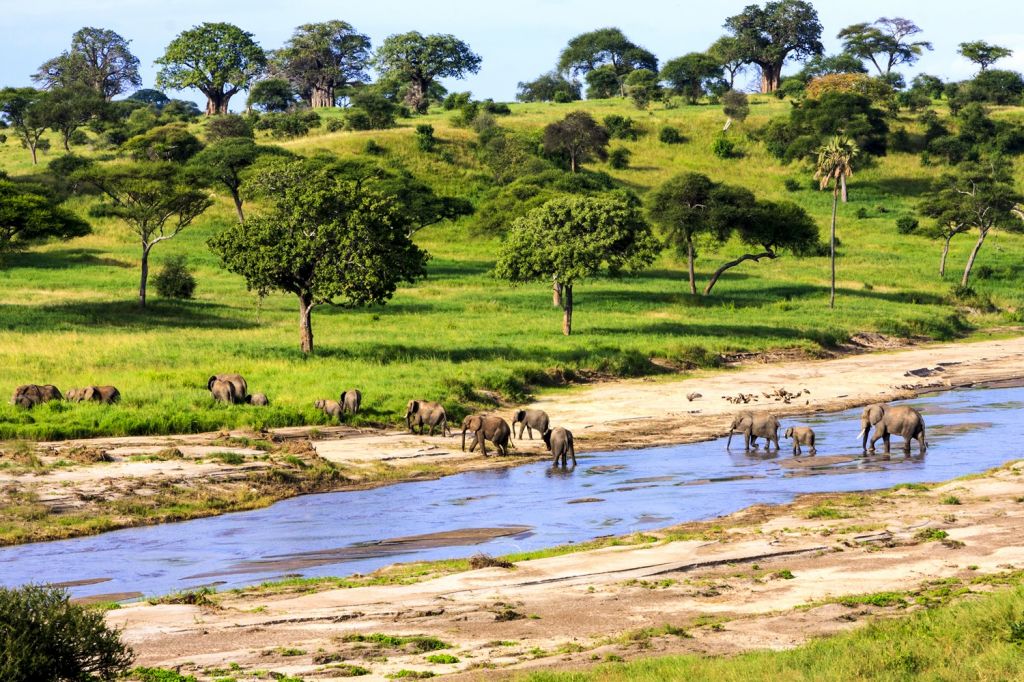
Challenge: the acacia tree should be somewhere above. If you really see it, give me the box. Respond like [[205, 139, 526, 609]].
[[374, 32, 481, 113], [958, 41, 1013, 72], [838, 18, 932, 76], [272, 21, 372, 108], [814, 135, 859, 308], [0, 88, 49, 164], [516, 72, 581, 102], [156, 23, 266, 115], [36, 86, 106, 151], [660, 53, 726, 104], [918, 197, 972, 277], [543, 111, 609, 173], [708, 36, 746, 88], [76, 163, 212, 306], [0, 180, 90, 258], [557, 28, 658, 97], [494, 195, 659, 335], [647, 172, 716, 294], [208, 160, 429, 354], [33, 27, 141, 99], [187, 139, 290, 223], [723, 0, 824, 93]]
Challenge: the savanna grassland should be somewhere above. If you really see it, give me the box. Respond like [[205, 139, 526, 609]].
[[1, 97, 1023, 440]]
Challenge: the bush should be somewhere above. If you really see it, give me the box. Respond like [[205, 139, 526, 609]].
[[123, 124, 203, 163], [443, 92, 472, 110], [608, 147, 631, 169], [482, 99, 512, 115], [783, 177, 802, 192], [975, 264, 995, 280], [0, 585, 134, 680], [153, 255, 196, 300], [896, 216, 919, 234], [364, 139, 386, 155], [345, 90, 398, 130], [324, 118, 345, 132], [205, 114, 253, 141], [415, 124, 436, 151], [855, 207, 869, 219], [659, 126, 684, 144], [603, 115, 640, 140], [711, 135, 735, 159]]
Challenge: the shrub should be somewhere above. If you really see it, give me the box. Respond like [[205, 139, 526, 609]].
[[153, 255, 197, 300], [603, 115, 640, 140], [659, 126, 684, 144], [0, 585, 134, 680], [711, 135, 735, 159], [975, 264, 995, 280], [123, 124, 202, 163], [324, 118, 346, 132], [364, 139, 386, 155], [856, 207, 870, 220], [783, 177, 802, 192], [345, 90, 397, 130], [896, 216, 919, 234], [442, 92, 472, 110], [254, 110, 321, 139], [608, 147, 631, 169], [415, 124, 436, 151], [482, 99, 512, 115], [205, 114, 253, 141]]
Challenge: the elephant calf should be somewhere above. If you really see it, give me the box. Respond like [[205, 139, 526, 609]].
[[727, 410, 780, 451], [784, 426, 816, 456], [544, 427, 576, 467], [66, 386, 120, 404], [208, 374, 248, 404], [406, 400, 451, 437], [461, 415, 512, 456], [12, 384, 62, 409], [247, 393, 269, 406], [340, 389, 362, 415], [512, 409, 549, 440], [315, 399, 343, 421]]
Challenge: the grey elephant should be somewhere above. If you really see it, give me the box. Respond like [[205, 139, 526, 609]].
[[340, 389, 362, 415], [12, 384, 63, 408], [207, 374, 247, 404], [544, 427, 576, 467], [727, 411, 780, 451], [461, 415, 512, 456], [784, 426, 816, 456], [210, 379, 238, 404], [247, 393, 269, 406], [67, 386, 121, 404], [859, 403, 926, 455], [405, 400, 451, 436], [512, 409, 549, 440], [315, 399, 343, 421]]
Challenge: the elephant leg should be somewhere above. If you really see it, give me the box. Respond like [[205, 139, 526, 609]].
[[883, 432, 891, 454], [527, 426, 533, 440], [793, 443, 800, 456], [809, 443, 817, 456], [478, 432, 487, 456]]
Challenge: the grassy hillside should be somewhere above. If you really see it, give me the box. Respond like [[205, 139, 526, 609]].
[[1, 97, 1022, 440]]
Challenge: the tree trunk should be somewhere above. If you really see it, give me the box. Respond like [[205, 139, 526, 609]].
[[404, 78, 429, 114], [760, 63, 782, 93], [829, 188, 838, 309], [311, 84, 335, 108], [686, 237, 696, 295], [961, 228, 989, 287], [704, 251, 776, 295], [552, 278, 562, 307], [29, 140, 38, 165], [299, 295, 314, 355], [569, 150, 578, 173], [204, 90, 232, 116], [62, 133, 71, 152], [940, 235, 952, 277], [139, 244, 150, 308], [230, 189, 245, 224], [562, 284, 573, 336]]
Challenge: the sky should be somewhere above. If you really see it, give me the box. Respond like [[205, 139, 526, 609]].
[[2, 0, 1024, 107]]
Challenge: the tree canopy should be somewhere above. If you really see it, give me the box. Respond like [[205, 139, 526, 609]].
[[543, 111, 610, 172], [958, 41, 1013, 72], [837, 17, 931, 76], [517, 72, 582, 103], [557, 28, 658, 97], [0, 87, 49, 164], [723, 0, 823, 93], [660, 53, 726, 104], [247, 78, 297, 112], [271, 21, 372, 108], [33, 27, 141, 100], [374, 32, 481, 113], [187, 138, 291, 222], [0, 180, 90, 257]]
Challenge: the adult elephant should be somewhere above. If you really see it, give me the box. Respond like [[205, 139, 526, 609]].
[[208, 374, 247, 404], [67, 386, 121, 404], [340, 389, 362, 415], [210, 379, 237, 404], [461, 415, 512, 456], [859, 403, 926, 456], [512, 409, 549, 440], [544, 427, 576, 467], [12, 384, 62, 408], [406, 400, 451, 436], [726, 411, 780, 451]]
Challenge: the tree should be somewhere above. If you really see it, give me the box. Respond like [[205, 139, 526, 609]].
[[919, 191, 973, 277], [722, 90, 750, 126], [723, 0, 824, 93], [516, 71, 581, 102], [660, 53, 726, 104], [958, 41, 1013, 72], [0, 87, 49, 164], [708, 36, 746, 88], [36, 85, 106, 151], [122, 124, 203, 163], [374, 32, 481, 113], [814, 135, 859, 308], [156, 22, 267, 115], [0, 180, 90, 257], [543, 111, 610, 172], [494, 195, 659, 335], [33, 27, 141, 100], [208, 160, 429, 354], [77, 162, 212, 306], [624, 69, 660, 109], [247, 78, 297, 112], [838, 18, 932, 76], [557, 28, 658, 97], [271, 21, 372, 108], [187, 139, 289, 222], [647, 172, 716, 294], [127, 88, 170, 109]]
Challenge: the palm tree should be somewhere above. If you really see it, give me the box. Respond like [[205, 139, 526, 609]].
[[815, 136, 860, 309]]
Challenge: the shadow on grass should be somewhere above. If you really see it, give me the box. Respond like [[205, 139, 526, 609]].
[[0, 300, 257, 332], [6, 249, 135, 270]]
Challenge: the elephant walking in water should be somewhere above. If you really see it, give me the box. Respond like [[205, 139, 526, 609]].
[[544, 427, 576, 467], [727, 411, 780, 451], [860, 403, 926, 456]]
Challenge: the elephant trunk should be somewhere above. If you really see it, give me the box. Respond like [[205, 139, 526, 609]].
[[859, 421, 869, 450], [461, 428, 467, 451], [406, 411, 412, 432], [726, 430, 734, 448]]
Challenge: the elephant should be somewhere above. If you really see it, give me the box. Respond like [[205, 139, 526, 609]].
[[784, 426, 816, 456], [859, 403, 926, 456], [405, 400, 451, 436], [512, 409, 550, 440], [210, 379, 238, 404], [461, 415, 512, 456], [543, 427, 576, 467], [247, 393, 269, 406], [207, 374, 247, 404], [315, 399, 343, 421], [340, 389, 362, 415], [12, 384, 62, 408], [67, 386, 121, 404], [727, 411, 780, 451]]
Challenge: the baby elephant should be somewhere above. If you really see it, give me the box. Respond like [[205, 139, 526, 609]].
[[247, 393, 269, 406], [544, 427, 576, 467], [512, 409, 549, 440], [784, 426, 817, 456], [461, 415, 512, 456], [339, 389, 362, 415], [314, 399, 343, 421], [12, 384, 62, 408], [66, 386, 121, 404]]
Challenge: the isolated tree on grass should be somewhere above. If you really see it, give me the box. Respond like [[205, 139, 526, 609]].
[[186, 139, 291, 223], [557, 28, 658, 98], [624, 69, 661, 109], [208, 160, 429, 354], [156, 22, 266, 115], [837, 18, 932, 76], [647, 172, 716, 295], [495, 195, 660, 335], [272, 21, 372, 108], [958, 41, 1013, 72], [721, 90, 750, 129], [0, 180, 90, 258], [373, 32, 481, 113], [708, 36, 746, 88], [723, 0, 824, 93], [660, 53, 726, 104], [77, 162, 212, 307], [543, 111, 609, 173], [919, 195, 972, 278], [0, 88, 49, 164], [815, 135, 859, 309], [33, 27, 141, 99]]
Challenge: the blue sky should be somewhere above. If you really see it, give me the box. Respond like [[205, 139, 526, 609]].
[[3, 0, 1023, 106]]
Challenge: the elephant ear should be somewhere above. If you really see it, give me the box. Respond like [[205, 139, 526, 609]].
[[340, 391, 346, 404], [410, 400, 419, 413], [868, 405, 885, 423], [208, 376, 218, 391], [84, 387, 96, 401]]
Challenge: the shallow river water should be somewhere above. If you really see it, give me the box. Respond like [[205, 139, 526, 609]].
[[1, 385, 1022, 600]]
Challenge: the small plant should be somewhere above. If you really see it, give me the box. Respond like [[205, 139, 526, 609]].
[[976, 264, 995, 280], [806, 504, 849, 519], [941, 495, 962, 505], [783, 177, 802, 192], [415, 124, 436, 151], [856, 207, 870, 219], [711, 134, 735, 159], [915, 528, 949, 542], [154, 254, 196, 300], [608, 147, 631, 169], [1008, 615, 1024, 644], [387, 671, 435, 679], [659, 126, 684, 144], [211, 452, 246, 465], [364, 139, 385, 155], [322, 663, 370, 676], [603, 114, 640, 140], [325, 118, 346, 132], [773, 569, 796, 580], [147, 587, 215, 606], [426, 653, 459, 664], [468, 553, 513, 569], [132, 669, 198, 682], [894, 483, 930, 492], [896, 216, 919, 234]]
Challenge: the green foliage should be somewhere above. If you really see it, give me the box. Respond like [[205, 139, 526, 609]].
[[0, 180, 90, 256], [961, 70, 1024, 105], [608, 147, 631, 169], [517, 72, 581, 103], [271, 21, 372, 108], [0, 87, 50, 163], [415, 124, 436, 151], [425, 653, 460, 664], [253, 110, 321, 139], [131, 668, 198, 682], [33, 28, 141, 100], [896, 216, 919, 234], [661, 53, 726, 104], [837, 18, 932, 77], [373, 32, 481, 113], [722, 89, 750, 122], [543, 111, 610, 172], [153, 254, 196, 300], [658, 126, 684, 144], [123, 124, 203, 163], [246, 78, 296, 113], [34, 85, 108, 151], [344, 89, 398, 130], [624, 68, 661, 109], [204, 114, 253, 141], [603, 115, 640, 141], [723, 0, 824, 91], [958, 40, 1014, 71], [711, 135, 736, 159], [342, 633, 450, 652], [557, 28, 658, 97], [763, 92, 888, 162], [0, 584, 134, 680]]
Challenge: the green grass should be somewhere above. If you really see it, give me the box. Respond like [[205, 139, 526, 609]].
[[2, 97, 1023, 440]]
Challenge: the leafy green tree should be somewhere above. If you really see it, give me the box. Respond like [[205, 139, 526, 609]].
[[796, 53, 868, 81], [958, 41, 1013, 72], [0, 585, 134, 681], [722, 90, 750, 125], [33, 27, 141, 99], [584, 65, 622, 99], [911, 74, 945, 99], [647, 172, 716, 294], [247, 78, 297, 112], [123, 124, 203, 163], [271, 21, 372, 108], [0, 180, 90, 258], [624, 69, 660, 109], [723, 0, 824, 93], [156, 22, 267, 115], [919, 189, 973, 277], [127, 88, 170, 109], [837, 18, 931, 76], [36, 85, 106, 151], [494, 195, 659, 335], [209, 159, 429, 354], [543, 111, 610, 173], [557, 28, 658, 97], [708, 36, 746, 88], [660, 53, 726, 104], [814, 135, 859, 308], [0, 88, 50, 164], [374, 32, 481, 113], [77, 162, 212, 306], [517, 71, 582, 102], [187, 138, 290, 222], [344, 88, 399, 129]]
